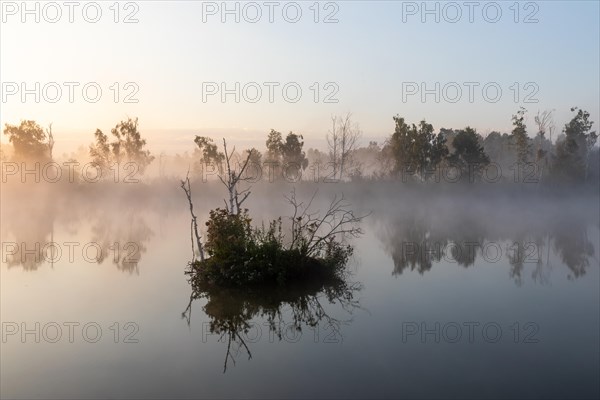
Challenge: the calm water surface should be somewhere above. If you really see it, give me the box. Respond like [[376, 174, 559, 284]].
[[1, 184, 599, 399]]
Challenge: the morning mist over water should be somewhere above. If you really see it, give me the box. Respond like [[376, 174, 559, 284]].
[[1, 1, 599, 399]]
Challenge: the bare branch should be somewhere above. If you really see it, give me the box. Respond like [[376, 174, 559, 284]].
[[219, 138, 254, 215], [180, 169, 205, 261], [285, 190, 367, 258], [327, 113, 361, 180]]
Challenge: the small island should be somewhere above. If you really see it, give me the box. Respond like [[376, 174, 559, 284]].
[[181, 139, 365, 289]]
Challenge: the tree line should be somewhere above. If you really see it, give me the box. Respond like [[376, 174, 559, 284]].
[[2, 107, 598, 184]]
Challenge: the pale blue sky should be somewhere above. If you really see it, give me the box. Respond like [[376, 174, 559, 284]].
[[1, 1, 598, 154]]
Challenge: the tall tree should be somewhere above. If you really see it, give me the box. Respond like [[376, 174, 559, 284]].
[[389, 116, 448, 180], [265, 129, 283, 164], [244, 147, 263, 181], [511, 107, 531, 165], [281, 131, 308, 171], [110, 118, 154, 172], [533, 110, 554, 180], [246, 147, 262, 166], [89, 118, 154, 175], [327, 113, 361, 180], [263, 129, 283, 180], [3, 120, 51, 162], [194, 136, 225, 173], [89, 129, 112, 172], [553, 107, 597, 182], [447, 127, 490, 180], [390, 116, 415, 177]]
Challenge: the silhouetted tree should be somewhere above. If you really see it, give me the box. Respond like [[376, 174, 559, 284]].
[[446, 127, 490, 180], [90, 117, 154, 175], [265, 129, 283, 163], [389, 116, 448, 180], [511, 107, 531, 165], [244, 147, 263, 181], [3, 120, 51, 162], [532, 110, 554, 181], [265, 129, 284, 180], [89, 129, 112, 172], [281, 131, 308, 174], [327, 113, 361, 180], [553, 107, 597, 182], [194, 135, 225, 174]]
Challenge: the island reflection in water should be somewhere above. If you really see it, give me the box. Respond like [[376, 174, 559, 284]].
[[182, 265, 362, 372]]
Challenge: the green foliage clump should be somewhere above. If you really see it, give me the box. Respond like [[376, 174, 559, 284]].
[[190, 208, 353, 287], [447, 126, 490, 179], [390, 116, 448, 180]]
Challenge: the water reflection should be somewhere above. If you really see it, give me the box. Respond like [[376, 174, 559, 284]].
[[1, 186, 154, 273], [551, 216, 596, 279], [376, 210, 597, 284], [182, 272, 362, 372], [1, 197, 56, 271], [89, 212, 153, 274]]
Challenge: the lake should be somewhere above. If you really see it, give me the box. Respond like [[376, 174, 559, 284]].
[[1, 181, 599, 399]]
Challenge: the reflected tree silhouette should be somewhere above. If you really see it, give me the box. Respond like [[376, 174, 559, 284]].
[[1, 186, 154, 273], [551, 217, 596, 279], [182, 270, 362, 372], [2, 197, 56, 271], [507, 243, 525, 286], [375, 206, 597, 285], [442, 212, 488, 268], [380, 214, 446, 275], [89, 211, 153, 274], [530, 234, 552, 285]]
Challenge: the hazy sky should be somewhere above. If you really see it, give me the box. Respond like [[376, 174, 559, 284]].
[[1, 0, 599, 155]]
